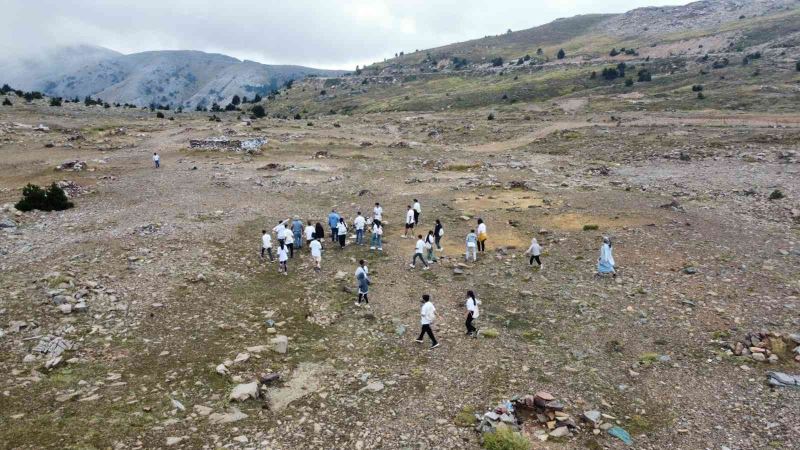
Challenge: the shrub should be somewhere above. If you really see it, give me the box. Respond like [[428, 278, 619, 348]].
[[769, 190, 784, 200], [583, 224, 599, 231], [482, 425, 531, 450], [609, 48, 619, 56], [156, 111, 165, 118], [0, 84, 11, 94], [557, 49, 565, 59], [231, 95, 240, 106], [601, 67, 620, 80], [320, 89, 327, 96], [49, 97, 62, 107], [224, 103, 237, 111], [294, 113, 302, 120], [210, 102, 221, 112], [487, 113, 495, 121], [625, 78, 634, 87], [796, 61, 800, 72], [251, 104, 266, 118], [589, 71, 597, 80], [491, 57, 504, 67], [637, 69, 652, 82], [691, 84, 704, 92], [451, 57, 469, 69], [697, 92, 705, 99], [2, 98, 12, 106], [15, 183, 74, 212]]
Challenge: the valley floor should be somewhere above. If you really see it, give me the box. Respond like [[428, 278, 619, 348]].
[[0, 103, 799, 449]]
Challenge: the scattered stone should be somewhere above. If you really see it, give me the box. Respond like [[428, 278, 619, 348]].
[[208, 407, 248, 424], [270, 335, 288, 354], [229, 382, 260, 402], [360, 381, 385, 393], [193, 405, 213, 416]]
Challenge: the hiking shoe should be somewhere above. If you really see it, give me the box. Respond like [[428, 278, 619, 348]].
[[409, 264, 415, 268], [423, 266, 430, 271], [414, 339, 423, 344], [354, 302, 361, 307], [370, 246, 376, 250], [430, 343, 440, 349]]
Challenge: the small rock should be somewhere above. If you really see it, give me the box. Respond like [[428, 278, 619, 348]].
[[270, 335, 288, 354], [229, 382, 260, 402]]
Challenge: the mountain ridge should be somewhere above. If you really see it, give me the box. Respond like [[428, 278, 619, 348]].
[[1, 47, 344, 108]]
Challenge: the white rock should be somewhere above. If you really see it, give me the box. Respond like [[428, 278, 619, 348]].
[[58, 304, 73, 314], [234, 352, 250, 363], [208, 407, 248, 424], [270, 335, 288, 354], [246, 345, 268, 353], [165, 436, 185, 446], [216, 364, 230, 376], [193, 405, 213, 416], [229, 381, 260, 401]]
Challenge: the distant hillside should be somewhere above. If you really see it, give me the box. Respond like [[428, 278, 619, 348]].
[[2, 47, 344, 108], [258, 0, 800, 117], [0, 45, 122, 91]]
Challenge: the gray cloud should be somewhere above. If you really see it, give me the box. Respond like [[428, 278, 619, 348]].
[[0, 0, 687, 69]]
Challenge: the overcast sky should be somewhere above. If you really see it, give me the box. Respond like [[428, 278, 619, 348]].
[[2, 0, 687, 70]]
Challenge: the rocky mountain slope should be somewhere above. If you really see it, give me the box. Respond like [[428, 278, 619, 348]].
[[0, 45, 122, 92], [2, 47, 344, 108]]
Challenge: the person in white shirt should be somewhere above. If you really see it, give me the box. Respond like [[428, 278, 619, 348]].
[[476, 218, 488, 253], [336, 218, 348, 249], [152, 152, 160, 168], [261, 230, 273, 261], [273, 220, 288, 247], [370, 220, 383, 251], [415, 294, 439, 349], [410, 235, 430, 269], [412, 199, 421, 225], [277, 243, 289, 275], [465, 290, 480, 337], [304, 221, 316, 246], [373, 203, 383, 222], [403, 205, 415, 238], [284, 231, 294, 258], [355, 259, 370, 306], [525, 237, 543, 270], [309, 237, 323, 272], [354, 212, 366, 245]]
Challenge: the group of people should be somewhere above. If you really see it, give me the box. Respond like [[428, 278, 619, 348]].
[[258, 198, 618, 350]]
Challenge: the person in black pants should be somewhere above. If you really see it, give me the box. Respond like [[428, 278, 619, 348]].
[[415, 294, 439, 349], [465, 290, 478, 337]]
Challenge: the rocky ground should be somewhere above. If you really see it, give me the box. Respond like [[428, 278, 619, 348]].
[[0, 101, 799, 450]]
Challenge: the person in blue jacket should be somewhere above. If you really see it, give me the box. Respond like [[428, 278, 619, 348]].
[[291, 216, 304, 249]]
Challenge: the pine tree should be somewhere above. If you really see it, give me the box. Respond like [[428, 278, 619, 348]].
[[557, 49, 565, 59]]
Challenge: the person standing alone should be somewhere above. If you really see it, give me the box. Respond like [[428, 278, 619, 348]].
[[153, 152, 160, 169], [525, 237, 543, 270], [415, 295, 439, 349], [355, 259, 370, 306], [465, 290, 479, 337]]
